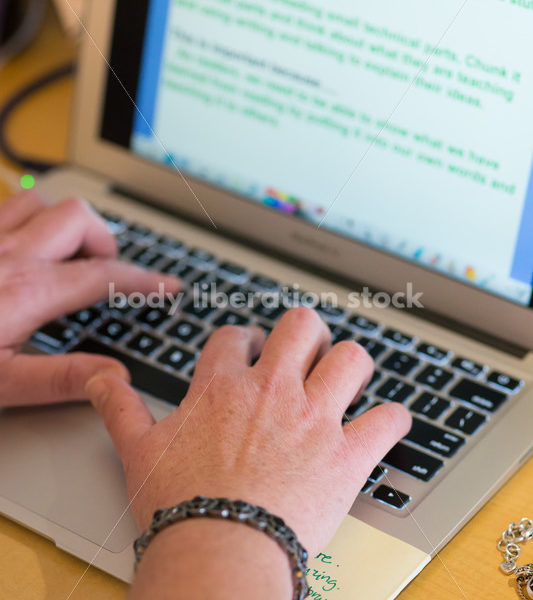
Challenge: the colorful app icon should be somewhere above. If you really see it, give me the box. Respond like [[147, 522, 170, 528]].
[[465, 266, 476, 280]]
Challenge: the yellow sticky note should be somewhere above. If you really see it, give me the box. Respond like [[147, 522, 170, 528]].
[[307, 516, 430, 600]]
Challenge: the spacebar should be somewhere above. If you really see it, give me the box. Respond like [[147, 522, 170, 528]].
[[71, 338, 189, 406]]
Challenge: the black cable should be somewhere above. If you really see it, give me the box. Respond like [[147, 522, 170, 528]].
[[0, 0, 8, 43], [0, 0, 47, 67], [0, 62, 75, 172]]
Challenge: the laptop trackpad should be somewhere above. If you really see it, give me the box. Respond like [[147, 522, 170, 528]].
[[0, 403, 139, 553]]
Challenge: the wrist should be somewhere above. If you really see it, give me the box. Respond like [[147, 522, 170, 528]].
[[131, 518, 293, 600]]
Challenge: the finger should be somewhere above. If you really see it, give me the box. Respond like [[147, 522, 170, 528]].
[[255, 307, 331, 379], [7, 197, 117, 260], [305, 340, 374, 416], [86, 373, 155, 458], [1, 258, 180, 344], [195, 325, 266, 376], [0, 352, 130, 406], [343, 403, 412, 479], [0, 191, 47, 233]]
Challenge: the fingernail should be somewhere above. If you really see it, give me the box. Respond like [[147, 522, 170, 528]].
[[104, 363, 131, 382], [85, 366, 126, 403], [85, 374, 110, 405]]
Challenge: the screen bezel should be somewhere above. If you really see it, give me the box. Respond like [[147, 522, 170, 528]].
[[70, 0, 533, 349]]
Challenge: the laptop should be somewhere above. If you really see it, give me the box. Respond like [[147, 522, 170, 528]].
[[1, 1, 532, 597]]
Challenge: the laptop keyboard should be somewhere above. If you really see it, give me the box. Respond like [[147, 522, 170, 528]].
[[30, 211, 525, 514]]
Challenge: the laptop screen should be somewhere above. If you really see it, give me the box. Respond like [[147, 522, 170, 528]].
[[101, 0, 533, 307]]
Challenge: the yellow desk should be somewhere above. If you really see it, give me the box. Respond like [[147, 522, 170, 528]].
[[0, 9, 531, 600]]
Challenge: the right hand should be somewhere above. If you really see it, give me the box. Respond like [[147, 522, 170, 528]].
[[87, 307, 411, 557]]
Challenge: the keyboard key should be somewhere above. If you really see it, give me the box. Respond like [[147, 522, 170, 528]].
[[128, 223, 153, 238], [137, 305, 173, 329], [417, 343, 449, 362], [67, 307, 101, 327], [196, 335, 210, 350], [382, 328, 414, 347], [250, 274, 278, 291], [348, 315, 379, 333], [258, 323, 273, 336], [486, 371, 521, 392], [372, 485, 411, 509], [330, 325, 355, 344], [218, 262, 248, 281], [361, 480, 373, 494], [415, 365, 454, 390], [131, 247, 164, 267], [96, 319, 132, 342], [100, 211, 127, 234], [406, 418, 465, 458], [188, 248, 217, 268], [213, 311, 249, 327], [162, 261, 195, 278], [317, 304, 345, 322], [252, 302, 286, 322], [445, 407, 487, 435], [167, 319, 203, 343], [451, 357, 484, 377], [127, 332, 164, 355], [358, 337, 387, 360], [344, 395, 370, 420], [368, 465, 387, 483], [157, 235, 186, 257], [383, 443, 443, 481], [72, 339, 188, 406], [107, 299, 135, 317], [283, 287, 306, 308], [381, 351, 420, 376], [449, 378, 507, 412], [190, 270, 219, 287], [158, 346, 195, 371], [375, 377, 415, 403], [410, 392, 451, 420], [224, 285, 254, 310], [182, 300, 216, 320], [366, 370, 382, 390], [116, 236, 133, 255], [33, 322, 78, 350]]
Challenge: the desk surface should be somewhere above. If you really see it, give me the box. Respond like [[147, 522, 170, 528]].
[[0, 9, 531, 600]]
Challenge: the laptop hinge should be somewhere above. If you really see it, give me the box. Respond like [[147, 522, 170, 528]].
[[111, 183, 529, 359]]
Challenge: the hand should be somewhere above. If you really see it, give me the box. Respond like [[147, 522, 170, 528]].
[[87, 306, 411, 556], [0, 191, 179, 407]]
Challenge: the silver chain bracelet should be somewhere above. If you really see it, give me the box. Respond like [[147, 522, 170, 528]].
[[498, 518, 533, 599], [133, 496, 309, 600]]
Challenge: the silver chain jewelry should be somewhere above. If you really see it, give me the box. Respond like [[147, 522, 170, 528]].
[[498, 518, 533, 599]]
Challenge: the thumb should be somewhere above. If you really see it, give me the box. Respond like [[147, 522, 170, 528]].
[[343, 402, 412, 481], [86, 373, 155, 459], [0, 352, 130, 407]]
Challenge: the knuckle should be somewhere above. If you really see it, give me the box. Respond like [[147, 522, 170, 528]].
[[51, 358, 79, 397], [252, 368, 283, 398]]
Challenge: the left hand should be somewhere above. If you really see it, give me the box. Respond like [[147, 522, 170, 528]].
[[0, 191, 179, 407]]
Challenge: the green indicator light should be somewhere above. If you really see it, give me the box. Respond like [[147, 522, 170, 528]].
[[20, 174, 35, 190]]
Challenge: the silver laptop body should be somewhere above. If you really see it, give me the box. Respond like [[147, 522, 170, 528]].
[[0, 1, 532, 597]]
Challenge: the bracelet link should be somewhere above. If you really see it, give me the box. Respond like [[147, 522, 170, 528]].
[[134, 496, 309, 600], [498, 518, 533, 600]]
